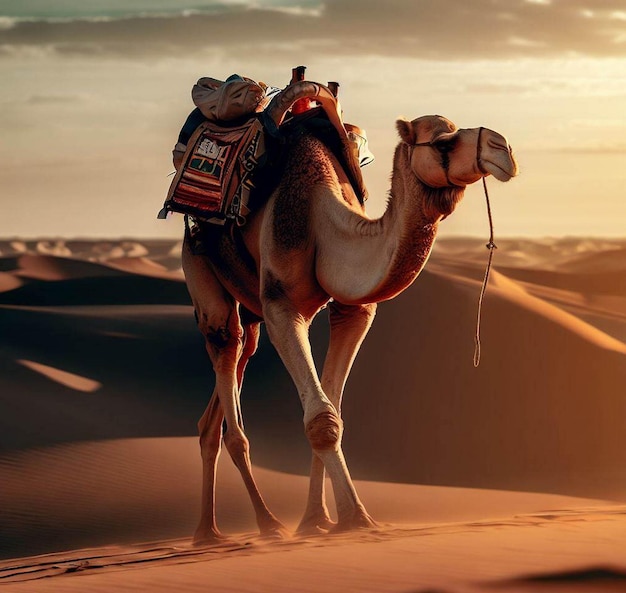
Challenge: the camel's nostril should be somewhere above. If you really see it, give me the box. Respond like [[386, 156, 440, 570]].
[[487, 136, 510, 152]]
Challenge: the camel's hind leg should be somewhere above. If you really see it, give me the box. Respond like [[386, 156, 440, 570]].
[[194, 388, 224, 544], [183, 240, 286, 543], [193, 322, 264, 545], [213, 312, 287, 539], [297, 301, 377, 534]]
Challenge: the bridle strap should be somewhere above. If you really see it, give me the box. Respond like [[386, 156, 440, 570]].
[[476, 126, 488, 175], [411, 137, 455, 183]]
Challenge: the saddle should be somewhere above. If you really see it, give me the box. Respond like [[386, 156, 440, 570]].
[[157, 73, 373, 226]]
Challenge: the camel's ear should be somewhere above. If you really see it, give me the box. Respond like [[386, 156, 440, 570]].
[[396, 118, 416, 144]]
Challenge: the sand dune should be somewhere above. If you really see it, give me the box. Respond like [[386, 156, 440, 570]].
[[17, 359, 103, 393], [103, 256, 184, 280], [493, 265, 626, 297], [431, 250, 626, 297], [3, 436, 608, 562], [2, 439, 623, 593], [13, 254, 123, 281], [0, 269, 188, 306], [2, 511, 625, 592], [0, 237, 625, 590], [336, 268, 626, 497], [429, 249, 626, 342], [0, 271, 22, 293], [0, 239, 180, 262], [432, 237, 626, 271], [559, 245, 626, 274]]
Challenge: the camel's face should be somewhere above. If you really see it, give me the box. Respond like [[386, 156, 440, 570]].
[[397, 115, 518, 188]]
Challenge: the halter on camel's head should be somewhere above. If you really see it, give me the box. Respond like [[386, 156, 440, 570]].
[[396, 115, 518, 190]]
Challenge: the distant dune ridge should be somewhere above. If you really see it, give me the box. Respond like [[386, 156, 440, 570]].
[[0, 237, 625, 591]]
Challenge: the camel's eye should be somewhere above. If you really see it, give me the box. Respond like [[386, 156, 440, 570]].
[[432, 137, 457, 153]]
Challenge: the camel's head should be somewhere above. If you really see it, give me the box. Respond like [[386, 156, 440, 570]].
[[396, 115, 518, 189]]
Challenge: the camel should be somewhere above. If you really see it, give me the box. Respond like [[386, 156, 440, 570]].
[[181, 84, 519, 544]]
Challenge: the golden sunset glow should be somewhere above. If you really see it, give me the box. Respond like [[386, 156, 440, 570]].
[[0, 0, 624, 238]]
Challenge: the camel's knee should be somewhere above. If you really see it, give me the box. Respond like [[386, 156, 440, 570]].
[[199, 431, 222, 461], [195, 310, 244, 369], [197, 411, 223, 460], [305, 411, 343, 451], [196, 312, 242, 348], [223, 429, 250, 462], [329, 301, 377, 331], [205, 323, 233, 350]]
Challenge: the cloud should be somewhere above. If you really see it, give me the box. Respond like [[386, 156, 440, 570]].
[[26, 93, 91, 104], [0, 0, 625, 60], [464, 72, 626, 98], [543, 145, 626, 154], [0, 16, 17, 30], [464, 82, 535, 95]]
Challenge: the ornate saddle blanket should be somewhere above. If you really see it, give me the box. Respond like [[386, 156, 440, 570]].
[[158, 75, 372, 226], [159, 116, 266, 225]]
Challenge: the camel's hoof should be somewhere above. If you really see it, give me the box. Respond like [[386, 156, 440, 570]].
[[259, 518, 290, 541], [296, 515, 337, 536], [332, 510, 378, 533], [305, 411, 342, 450], [193, 527, 229, 547]]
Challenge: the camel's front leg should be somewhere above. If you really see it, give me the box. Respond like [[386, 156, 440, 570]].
[[297, 301, 377, 534], [262, 294, 375, 532]]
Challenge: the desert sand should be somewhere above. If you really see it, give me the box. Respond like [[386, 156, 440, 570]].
[[0, 236, 625, 592]]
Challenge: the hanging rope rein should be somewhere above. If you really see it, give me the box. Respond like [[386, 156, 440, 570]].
[[473, 175, 497, 367], [472, 126, 498, 367], [412, 126, 497, 366]]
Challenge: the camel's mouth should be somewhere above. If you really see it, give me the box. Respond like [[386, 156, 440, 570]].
[[480, 145, 519, 182], [477, 129, 519, 182], [477, 128, 518, 182], [480, 158, 517, 182]]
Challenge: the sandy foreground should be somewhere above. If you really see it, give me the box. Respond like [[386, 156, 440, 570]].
[[2, 437, 624, 593], [0, 237, 625, 592]]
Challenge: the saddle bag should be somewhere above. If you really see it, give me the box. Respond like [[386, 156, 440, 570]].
[[192, 76, 268, 122], [159, 117, 267, 225]]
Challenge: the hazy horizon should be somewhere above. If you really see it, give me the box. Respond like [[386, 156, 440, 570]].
[[1, 0, 625, 239]]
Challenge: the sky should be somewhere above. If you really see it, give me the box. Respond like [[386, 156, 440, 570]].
[[0, 0, 625, 239]]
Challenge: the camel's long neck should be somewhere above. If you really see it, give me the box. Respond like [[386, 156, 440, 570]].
[[346, 144, 455, 303], [369, 144, 462, 301], [324, 144, 462, 302]]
